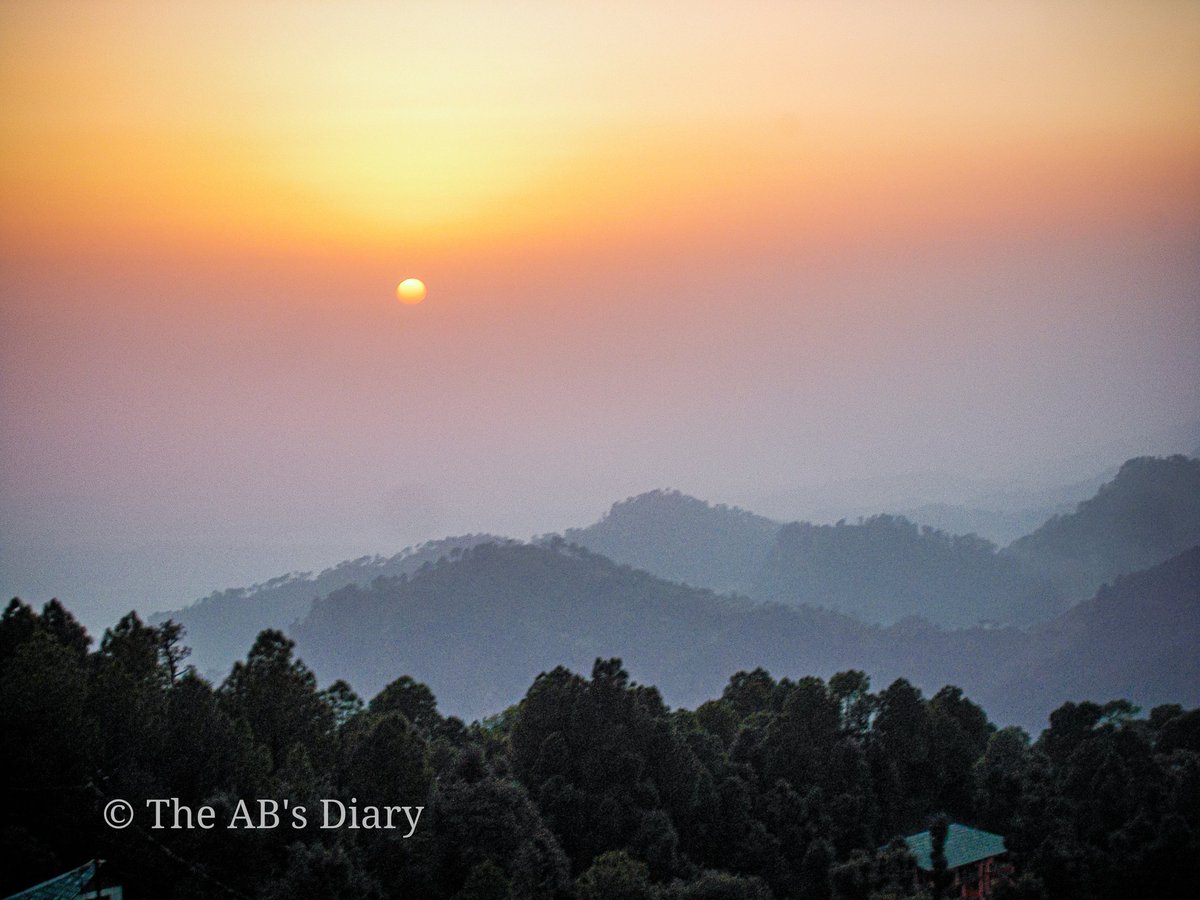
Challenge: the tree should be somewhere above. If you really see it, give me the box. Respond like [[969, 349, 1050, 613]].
[[370, 675, 440, 730], [929, 814, 951, 899], [929, 685, 993, 817], [575, 850, 654, 900], [1037, 701, 1102, 765], [322, 679, 364, 727], [0, 625, 94, 895], [98, 612, 164, 688], [261, 840, 385, 900], [0, 598, 40, 662], [722, 669, 778, 720], [39, 600, 91, 660], [973, 726, 1030, 833], [90, 612, 171, 782], [830, 670, 875, 740], [0, 628, 90, 790], [1157, 708, 1200, 753], [219, 629, 333, 771], [798, 838, 834, 900], [432, 757, 567, 899], [337, 711, 431, 806], [156, 618, 191, 682], [630, 808, 680, 880], [830, 841, 918, 900], [454, 859, 510, 900], [162, 670, 255, 804], [662, 870, 774, 899], [871, 679, 932, 834], [763, 676, 840, 788]]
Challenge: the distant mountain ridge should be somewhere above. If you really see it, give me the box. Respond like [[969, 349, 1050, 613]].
[[1003, 544, 1200, 720], [1005, 455, 1200, 599], [153, 453, 1197, 683], [290, 539, 885, 721], [752, 514, 1063, 626], [880, 503, 1064, 548], [288, 538, 1199, 732], [559, 492, 1064, 626], [149, 534, 507, 673], [559, 489, 780, 593]]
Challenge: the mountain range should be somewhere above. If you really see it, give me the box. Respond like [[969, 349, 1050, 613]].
[[148, 454, 1200, 731]]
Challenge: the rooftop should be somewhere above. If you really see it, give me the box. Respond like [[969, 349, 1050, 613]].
[[904, 823, 1007, 872]]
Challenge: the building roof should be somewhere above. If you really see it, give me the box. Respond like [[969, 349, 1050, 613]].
[[904, 823, 1006, 872], [3, 861, 96, 900]]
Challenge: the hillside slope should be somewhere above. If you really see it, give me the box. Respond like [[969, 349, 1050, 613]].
[[292, 540, 884, 720], [1005, 455, 1200, 598], [150, 534, 505, 673], [998, 545, 1200, 723], [289, 540, 1198, 731], [753, 514, 1062, 626], [561, 489, 780, 593]]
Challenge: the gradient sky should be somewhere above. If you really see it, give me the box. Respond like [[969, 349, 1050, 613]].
[[2, 1, 1199, 627]]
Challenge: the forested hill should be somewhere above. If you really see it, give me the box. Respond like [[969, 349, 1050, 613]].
[[293, 540, 863, 721], [563, 456, 1197, 628], [560, 493, 1062, 627], [1005, 454, 1200, 599], [1000, 544, 1200, 724], [290, 540, 1199, 730], [560, 490, 780, 593], [752, 515, 1062, 627], [150, 534, 506, 674]]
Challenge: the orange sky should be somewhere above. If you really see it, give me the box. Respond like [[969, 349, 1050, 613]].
[[3, 1, 1199, 263]]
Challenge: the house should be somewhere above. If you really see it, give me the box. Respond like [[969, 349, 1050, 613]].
[[903, 822, 1009, 899], [3, 861, 123, 900]]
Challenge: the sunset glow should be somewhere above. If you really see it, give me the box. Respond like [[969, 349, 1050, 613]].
[[2, 1, 1198, 625], [3, 2, 1198, 260]]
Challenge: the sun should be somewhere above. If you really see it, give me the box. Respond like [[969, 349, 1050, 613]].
[[396, 278, 427, 304]]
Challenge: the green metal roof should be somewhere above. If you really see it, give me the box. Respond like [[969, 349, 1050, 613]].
[[3, 861, 96, 900], [904, 823, 1006, 872]]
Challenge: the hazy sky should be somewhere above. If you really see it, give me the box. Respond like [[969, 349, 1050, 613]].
[[2, 1, 1198, 626]]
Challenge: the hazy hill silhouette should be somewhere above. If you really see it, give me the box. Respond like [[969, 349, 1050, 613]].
[[155, 454, 1198, 689], [563, 457, 1198, 627], [561, 492, 1061, 627], [883, 502, 1061, 547], [291, 540, 883, 721], [150, 534, 506, 674], [999, 544, 1200, 724], [289, 539, 1198, 731], [753, 514, 1062, 626], [560, 489, 780, 593], [1005, 455, 1200, 599]]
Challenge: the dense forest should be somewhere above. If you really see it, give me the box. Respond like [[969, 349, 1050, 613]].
[[3, 598, 1198, 898]]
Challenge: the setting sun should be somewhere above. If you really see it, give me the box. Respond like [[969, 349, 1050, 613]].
[[396, 278, 427, 304]]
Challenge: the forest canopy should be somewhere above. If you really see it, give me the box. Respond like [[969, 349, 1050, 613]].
[[3, 598, 1198, 899]]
